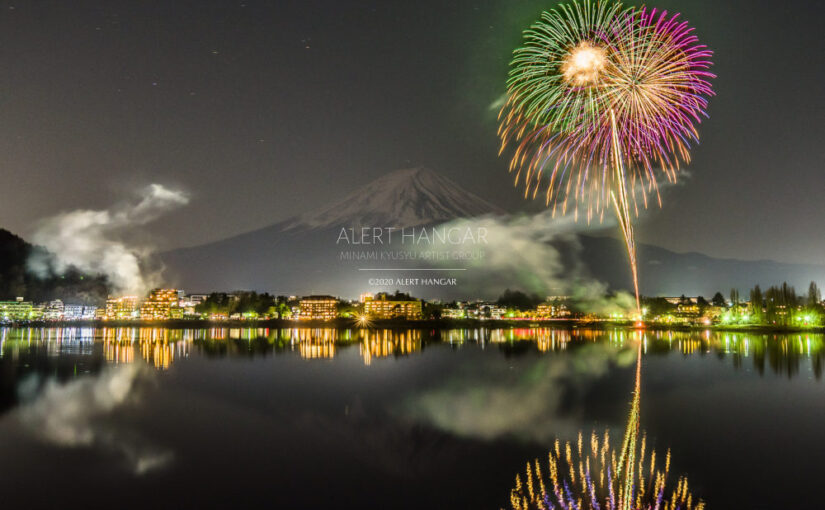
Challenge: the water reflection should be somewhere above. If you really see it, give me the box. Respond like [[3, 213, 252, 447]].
[[0, 326, 823, 508], [14, 362, 172, 475], [4, 327, 825, 380], [507, 332, 706, 509]]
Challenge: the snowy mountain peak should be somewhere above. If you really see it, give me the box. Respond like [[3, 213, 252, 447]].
[[285, 167, 505, 230]]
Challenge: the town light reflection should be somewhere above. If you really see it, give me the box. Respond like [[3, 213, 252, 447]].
[[1, 327, 825, 378]]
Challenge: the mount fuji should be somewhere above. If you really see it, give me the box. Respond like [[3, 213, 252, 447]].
[[159, 167, 508, 297], [282, 167, 505, 231], [159, 167, 825, 299]]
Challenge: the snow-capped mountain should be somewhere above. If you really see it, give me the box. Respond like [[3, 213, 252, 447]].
[[159, 167, 508, 296], [159, 167, 825, 298], [283, 167, 504, 231]]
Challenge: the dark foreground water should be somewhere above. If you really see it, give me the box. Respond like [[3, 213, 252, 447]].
[[1, 327, 824, 509]]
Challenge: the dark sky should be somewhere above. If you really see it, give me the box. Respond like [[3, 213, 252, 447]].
[[1, 0, 824, 264]]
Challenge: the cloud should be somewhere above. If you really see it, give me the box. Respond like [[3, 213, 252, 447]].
[[16, 365, 173, 475], [29, 184, 188, 295], [398, 343, 636, 444]]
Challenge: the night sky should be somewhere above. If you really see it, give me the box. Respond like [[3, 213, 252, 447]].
[[1, 0, 823, 264]]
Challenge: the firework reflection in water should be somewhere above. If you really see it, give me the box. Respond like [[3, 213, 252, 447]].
[[508, 338, 703, 510]]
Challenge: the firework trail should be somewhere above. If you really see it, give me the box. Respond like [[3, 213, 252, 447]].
[[498, 0, 715, 314], [508, 337, 703, 509]]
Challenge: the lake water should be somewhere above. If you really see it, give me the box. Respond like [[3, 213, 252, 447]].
[[1, 326, 823, 509]]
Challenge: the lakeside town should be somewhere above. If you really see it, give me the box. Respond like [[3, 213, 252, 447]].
[[1, 281, 822, 328]]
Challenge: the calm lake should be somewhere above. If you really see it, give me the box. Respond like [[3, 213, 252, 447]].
[[0, 326, 823, 509]]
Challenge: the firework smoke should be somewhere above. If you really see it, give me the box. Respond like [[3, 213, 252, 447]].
[[28, 184, 189, 295], [420, 210, 636, 312]]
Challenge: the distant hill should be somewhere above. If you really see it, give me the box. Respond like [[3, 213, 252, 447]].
[[160, 167, 825, 298], [577, 235, 825, 298], [0, 229, 109, 303]]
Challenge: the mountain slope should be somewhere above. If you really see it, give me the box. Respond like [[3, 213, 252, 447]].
[[286, 166, 504, 230], [159, 167, 825, 298], [160, 167, 505, 295]]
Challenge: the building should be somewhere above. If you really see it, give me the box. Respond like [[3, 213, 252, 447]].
[[536, 301, 571, 319], [183, 294, 207, 306], [105, 296, 140, 320], [299, 295, 338, 320], [43, 300, 65, 320], [364, 295, 422, 320], [484, 305, 506, 320], [179, 294, 207, 317], [441, 307, 465, 319], [664, 296, 699, 305], [140, 289, 183, 320], [63, 304, 98, 321], [0, 297, 34, 321], [676, 302, 700, 318], [29, 303, 44, 321]]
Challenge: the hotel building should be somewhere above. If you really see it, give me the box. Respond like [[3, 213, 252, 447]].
[[363, 295, 422, 320], [298, 295, 338, 320]]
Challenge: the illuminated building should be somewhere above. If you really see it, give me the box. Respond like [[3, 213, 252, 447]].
[[63, 304, 88, 320], [536, 302, 571, 318], [105, 295, 140, 320], [363, 294, 422, 320], [676, 302, 700, 318], [298, 295, 338, 320], [30, 304, 44, 320], [441, 308, 465, 319], [180, 294, 207, 316], [140, 289, 183, 320], [469, 303, 506, 319], [0, 297, 34, 321], [664, 296, 698, 305], [43, 300, 64, 320]]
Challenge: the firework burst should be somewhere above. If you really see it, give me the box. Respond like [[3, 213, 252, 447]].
[[498, 0, 714, 313], [499, 1, 714, 219]]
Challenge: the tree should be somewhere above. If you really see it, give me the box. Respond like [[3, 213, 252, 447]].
[[729, 288, 740, 306], [641, 297, 675, 318], [696, 296, 710, 314], [497, 289, 544, 310], [711, 292, 726, 307], [808, 281, 821, 308], [764, 282, 797, 325], [750, 285, 763, 323]]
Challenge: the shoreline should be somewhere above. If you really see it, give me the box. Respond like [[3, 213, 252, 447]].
[[1, 318, 823, 334]]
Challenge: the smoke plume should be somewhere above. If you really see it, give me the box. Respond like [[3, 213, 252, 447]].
[[29, 184, 188, 295], [424, 209, 636, 311]]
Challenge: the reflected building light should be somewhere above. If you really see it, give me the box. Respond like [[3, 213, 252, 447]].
[[359, 329, 421, 365]]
